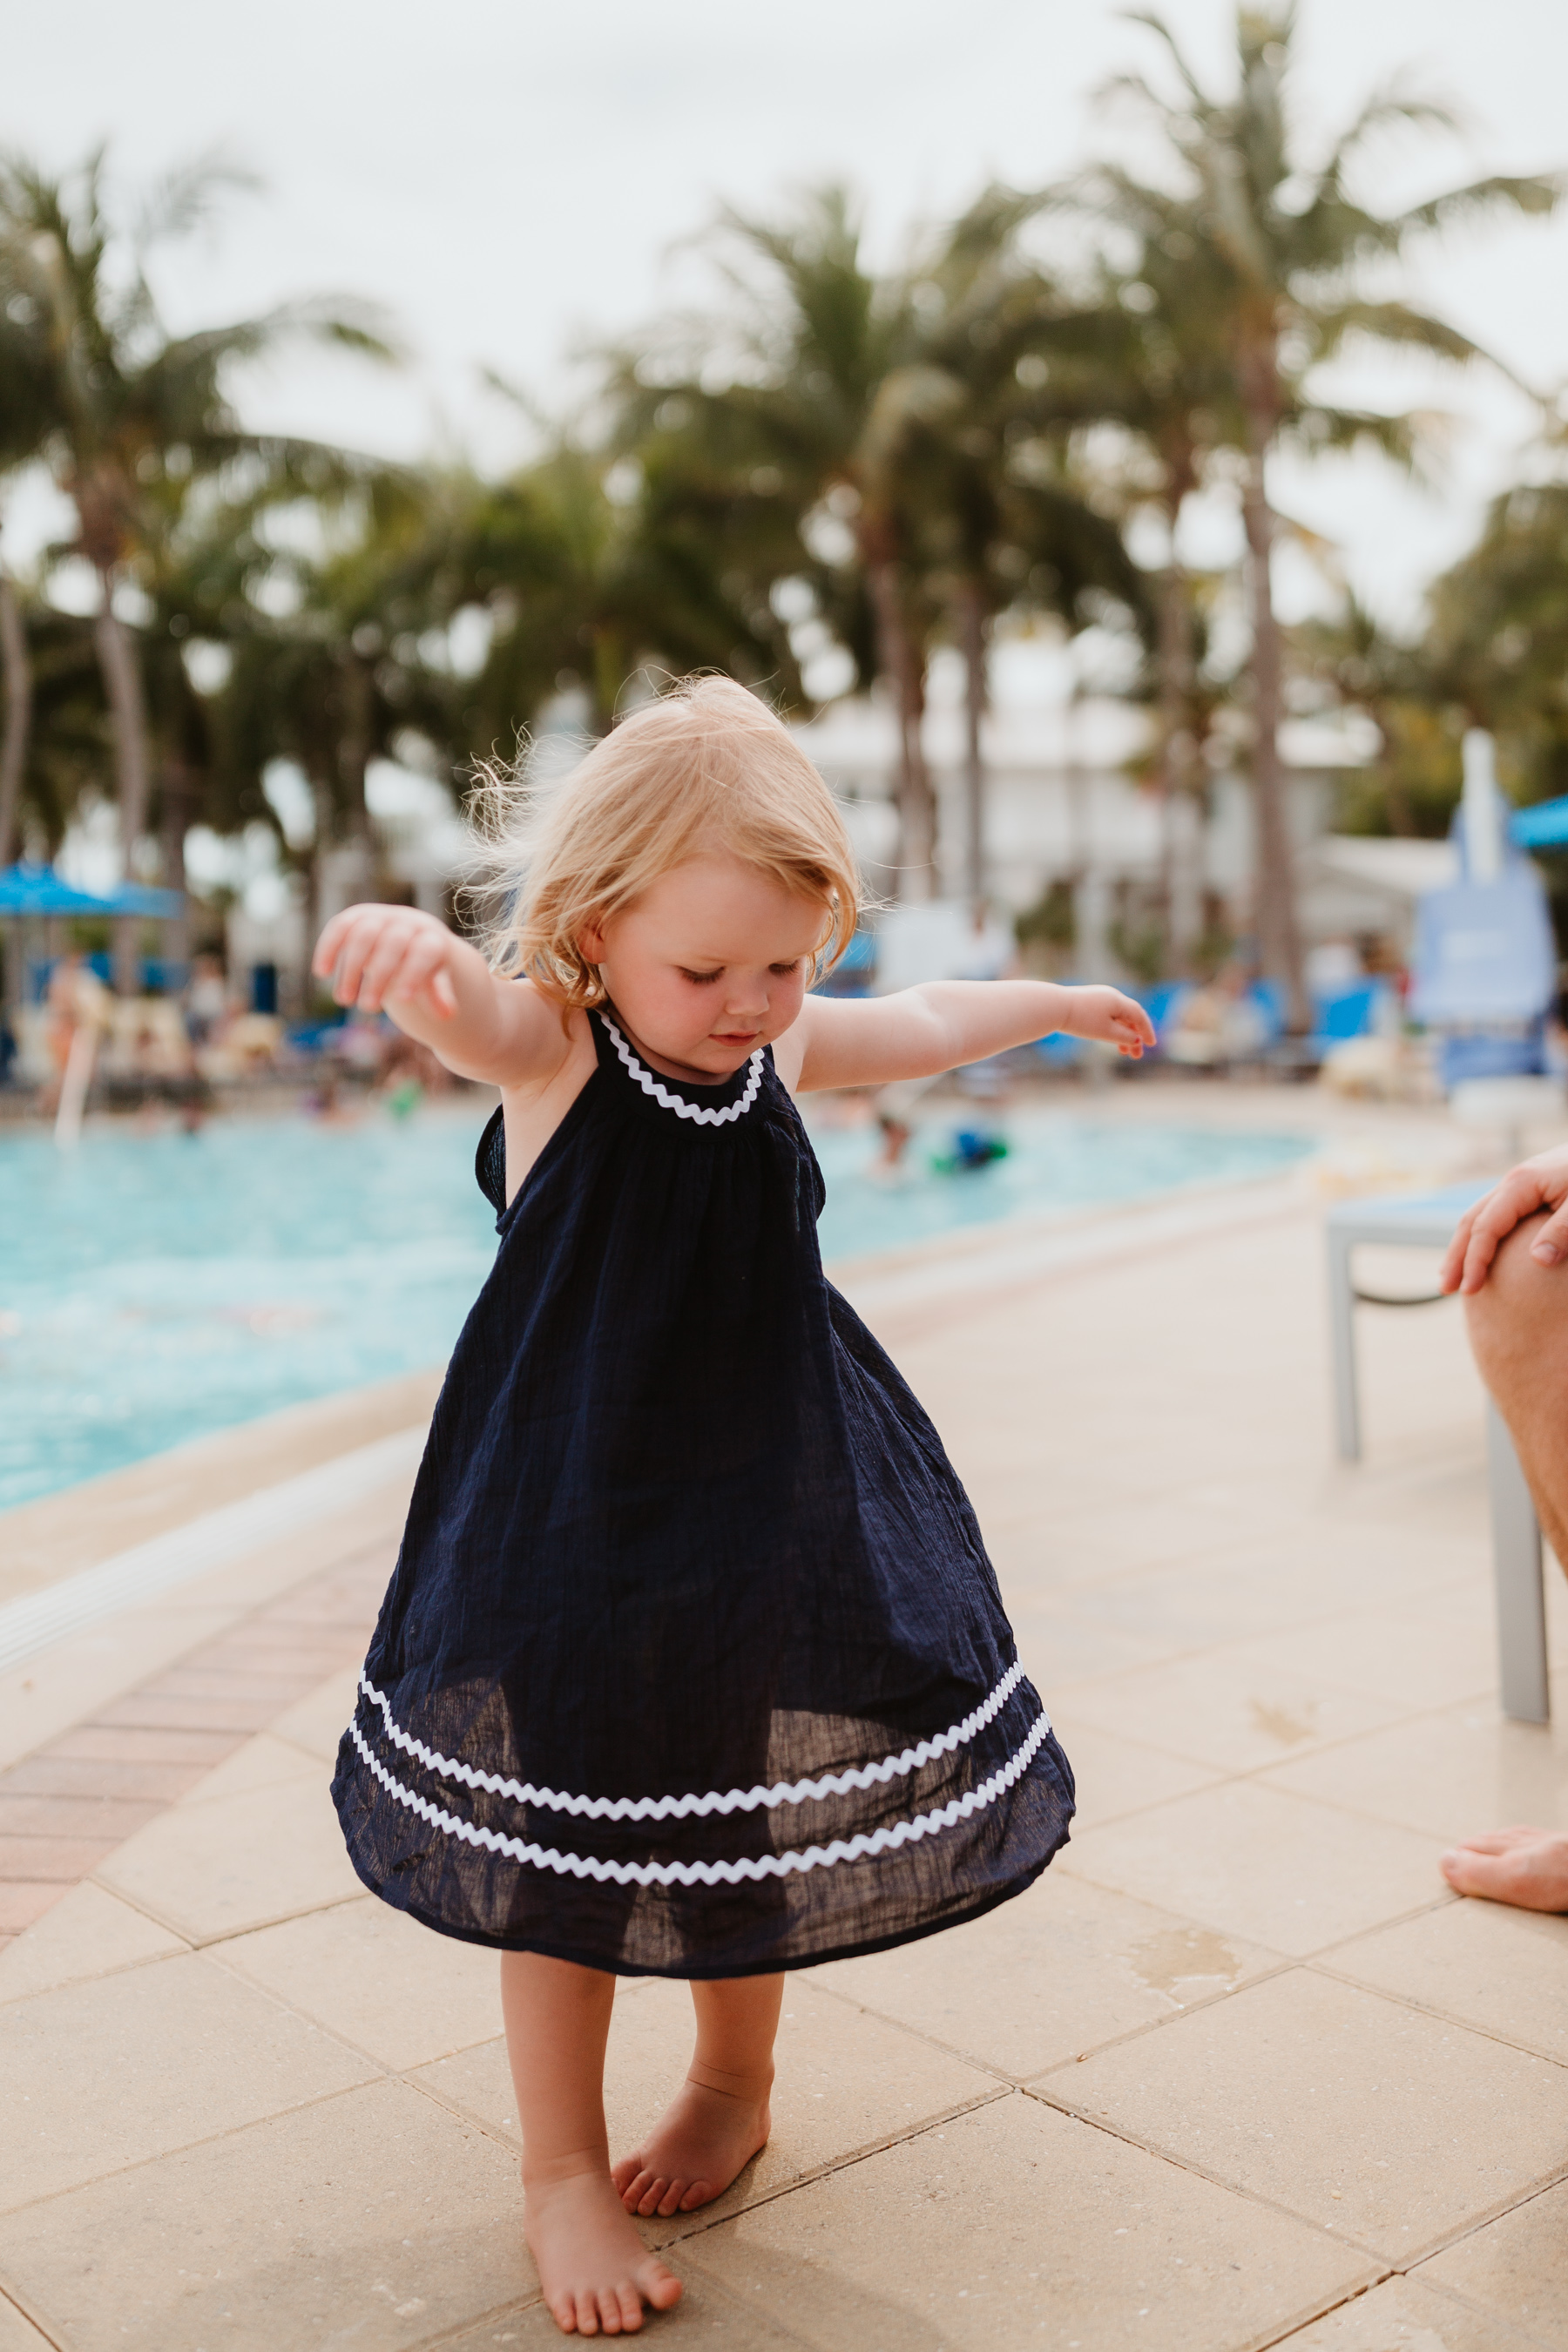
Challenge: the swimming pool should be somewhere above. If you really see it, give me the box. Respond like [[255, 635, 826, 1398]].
[[0, 1103, 1313, 1512]]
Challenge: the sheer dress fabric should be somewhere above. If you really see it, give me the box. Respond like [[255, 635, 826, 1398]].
[[332, 1007, 1074, 1976]]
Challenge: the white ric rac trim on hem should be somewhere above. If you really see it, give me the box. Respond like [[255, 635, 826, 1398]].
[[347, 1704, 1052, 1885], [602, 1017, 764, 1125], [356, 1659, 1031, 1821]]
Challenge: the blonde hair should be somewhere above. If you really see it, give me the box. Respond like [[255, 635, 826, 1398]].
[[470, 676, 862, 1007]]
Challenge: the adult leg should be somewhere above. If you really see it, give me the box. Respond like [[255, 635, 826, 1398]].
[[1443, 1213, 1568, 1912], [612, 1973, 782, 2217], [1463, 1211, 1568, 1564], [501, 1951, 682, 2336]]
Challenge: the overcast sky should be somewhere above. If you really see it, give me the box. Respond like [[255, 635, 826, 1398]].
[[6, 0, 1566, 630]]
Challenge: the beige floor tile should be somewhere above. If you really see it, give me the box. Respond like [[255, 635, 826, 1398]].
[[1260, 1695, 1568, 1842], [1420, 2177, 1568, 2346], [1010, 1605, 1171, 1688], [267, 1663, 360, 1763], [1039, 1546, 1465, 1682], [1060, 1781, 1445, 1957], [0, 2078, 532, 2352], [413, 1977, 999, 2235], [427, 2266, 805, 2349], [1230, 1585, 1511, 1714], [171, 1729, 322, 1808], [684, 2091, 1375, 2352], [1325, 1898, 1568, 2065], [0, 1950, 375, 2210], [0, 2295, 54, 2351], [1040, 1713, 1220, 1831], [808, 1872, 1281, 2080], [409, 2035, 523, 2144], [0, 1881, 186, 2007], [218, 1896, 504, 2071], [1047, 1649, 1407, 1774], [1046, 1969, 1568, 2262], [95, 1765, 362, 1941], [1271, 2271, 1544, 2349]]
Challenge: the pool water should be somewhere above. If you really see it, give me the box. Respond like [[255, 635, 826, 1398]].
[[0, 1104, 1312, 1513]]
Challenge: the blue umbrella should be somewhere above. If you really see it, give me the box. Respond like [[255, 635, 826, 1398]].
[[1511, 796, 1568, 850], [0, 862, 118, 917], [103, 880, 185, 918]]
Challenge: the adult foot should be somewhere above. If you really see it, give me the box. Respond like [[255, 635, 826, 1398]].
[[524, 2167, 682, 2335], [1441, 1826, 1568, 1913], [612, 2075, 772, 2218]]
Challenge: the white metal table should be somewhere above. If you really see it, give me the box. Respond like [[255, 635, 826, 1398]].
[[1326, 1181, 1550, 1724]]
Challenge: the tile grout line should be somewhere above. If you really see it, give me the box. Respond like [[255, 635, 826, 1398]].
[[1306, 1951, 1568, 2071], [1024, 2075, 1568, 2279]]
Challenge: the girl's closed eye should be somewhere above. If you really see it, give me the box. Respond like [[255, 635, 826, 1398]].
[[678, 967, 724, 986]]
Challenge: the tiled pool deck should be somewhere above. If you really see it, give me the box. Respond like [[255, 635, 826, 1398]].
[[2, 1086, 1566, 2350]]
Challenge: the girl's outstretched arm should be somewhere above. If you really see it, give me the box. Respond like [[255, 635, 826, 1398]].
[[787, 979, 1155, 1093], [311, 904, 567, 1087]]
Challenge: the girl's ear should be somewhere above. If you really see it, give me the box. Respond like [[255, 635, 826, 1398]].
[[578, 912, 607, 965]]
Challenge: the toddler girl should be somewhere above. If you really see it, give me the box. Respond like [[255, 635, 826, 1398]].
[[316, 679, 1153, 2336]]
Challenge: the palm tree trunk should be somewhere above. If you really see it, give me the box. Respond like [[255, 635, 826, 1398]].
[[338, 651, 375, 894], [1157, 555, 1203, 974], [866, 558, 936, 900], [93, 571, 152, 995], [159, 759, 195, 971], [0, 558, 30, 871], [959, 578, 987, 907], [1239, 421, 1308, 1031]]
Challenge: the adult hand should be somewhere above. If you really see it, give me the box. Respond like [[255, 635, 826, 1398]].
[[1439, 1141, 1568, 1294]]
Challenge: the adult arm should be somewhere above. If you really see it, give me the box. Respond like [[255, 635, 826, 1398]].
[[311, 904, 567, 1088], [1439, 1141, 1568, 1294], [784, 979, 1153, 1093]]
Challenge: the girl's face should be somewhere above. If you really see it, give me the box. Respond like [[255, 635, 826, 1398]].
[[581, 854, 825, 1084]]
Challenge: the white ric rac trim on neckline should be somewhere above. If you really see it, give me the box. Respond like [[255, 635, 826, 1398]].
[[348, 1705, 1052, 1885], [602, 1016, 764, 1125], [356, 1659, 1031, 1820]]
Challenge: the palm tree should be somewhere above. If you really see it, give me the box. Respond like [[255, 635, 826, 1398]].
[[612, 186, 1053, 896], [0, 146, 390, 984], [451, 435, 802, 754], [1426, 481, 1568, 808], [0, 284, 57, 865], [1058, 3, 1560, 1020]]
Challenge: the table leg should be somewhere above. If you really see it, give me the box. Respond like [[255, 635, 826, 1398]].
[[1328, 1231, 1361, 1463], [1487, 1402, 1551, 1725]]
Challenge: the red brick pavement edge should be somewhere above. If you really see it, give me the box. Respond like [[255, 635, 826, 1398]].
[[0, 1540, 394, 1946]]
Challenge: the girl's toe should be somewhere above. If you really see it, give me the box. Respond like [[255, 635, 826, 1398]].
[[641, 2261, 682, 2313], [654, 2178, 686, 2218], [635, 2177, 667, 2218], [615, 2283, 644, 2330]]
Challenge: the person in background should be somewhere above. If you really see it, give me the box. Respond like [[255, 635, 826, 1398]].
[[1439, 1144, 1568, 1910], [40, 953, 110, 1117]]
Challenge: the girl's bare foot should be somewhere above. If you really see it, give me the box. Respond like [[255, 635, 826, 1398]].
[[1441, 1826, 1568, 1912], [612, 2074, 772, 2218], [525, 2167, 683, 2335]]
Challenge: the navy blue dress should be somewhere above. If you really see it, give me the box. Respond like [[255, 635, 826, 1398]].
[[332, 1006, 1073, 1977]]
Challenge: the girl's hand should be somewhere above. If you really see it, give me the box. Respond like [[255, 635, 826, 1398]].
[[313, 904, 461, 1020], [1064, 985, 1157, 1059]]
